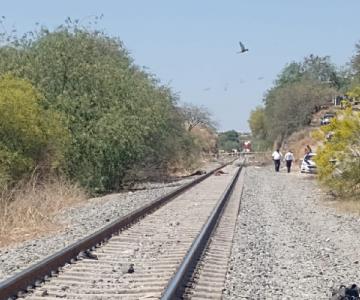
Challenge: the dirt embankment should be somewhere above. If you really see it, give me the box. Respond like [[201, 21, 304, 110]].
[[282, 107, 340, 161]]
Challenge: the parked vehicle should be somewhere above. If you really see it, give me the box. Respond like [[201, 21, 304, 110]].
[[300, 152, 317, 173], [320, 113, 335, 125]]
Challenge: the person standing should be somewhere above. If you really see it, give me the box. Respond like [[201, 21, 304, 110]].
[[272, 149, 282, 172], [284, 150, 294, 173]]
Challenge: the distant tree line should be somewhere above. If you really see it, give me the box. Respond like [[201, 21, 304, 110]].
[[0, 19, 216, 193], [218, 130, 240, 152]]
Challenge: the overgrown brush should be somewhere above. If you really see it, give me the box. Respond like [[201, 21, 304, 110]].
[[0, 21, 209, 193], [314, 109, 360, 199], [0, 75, 69, 189], [0, 177, 86, 246]]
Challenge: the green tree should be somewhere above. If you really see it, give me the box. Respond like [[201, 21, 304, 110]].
[[0, 75, 68, 187], [248, 106, 267, 139], [218, 130, 239, 152], [352, 42, 360, 77], [0, 23, 201, 192], [264, 79, 336, 143], [276, 62, 303, 86], [276, 55, 346, 89]]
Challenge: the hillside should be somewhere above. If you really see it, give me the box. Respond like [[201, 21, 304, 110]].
[[283, 106, 341, 161]]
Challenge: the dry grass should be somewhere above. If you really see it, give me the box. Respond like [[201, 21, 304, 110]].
[[321, 190, 360, 216], [0, 177, 86, 247], [332, 200, 360, 216]]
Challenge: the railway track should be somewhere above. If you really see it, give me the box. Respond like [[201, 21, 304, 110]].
[[0, 160, 244, 300]]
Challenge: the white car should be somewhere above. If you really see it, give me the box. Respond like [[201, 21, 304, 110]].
[[300, 152, 317, 174], [320, 113, 335, 125]]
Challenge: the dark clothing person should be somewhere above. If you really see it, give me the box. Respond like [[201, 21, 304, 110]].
[[274, 159, 281, 172], [286, 160, 292, 173]]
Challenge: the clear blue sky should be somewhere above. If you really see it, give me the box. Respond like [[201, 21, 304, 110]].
[[2, 1, 360, 131]]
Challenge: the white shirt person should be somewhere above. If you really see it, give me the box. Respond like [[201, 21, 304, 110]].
[[272, 149, 282, 172], [284, 151, 294, 173]]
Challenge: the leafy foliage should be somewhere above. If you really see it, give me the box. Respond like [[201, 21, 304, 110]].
[[352, 42, 360, 77], [0, 75, 68, 187], [315, 109, 360, 198], [264, 79, 335, 143], [218, 130, 240, 152], [248, 106, 267, 139], [276, 55, 345, 89], [0, 21, 213, 192]]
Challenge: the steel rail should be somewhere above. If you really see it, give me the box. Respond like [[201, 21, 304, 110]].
[[161, 164, 242, 299], [0, 160, 235, 300]]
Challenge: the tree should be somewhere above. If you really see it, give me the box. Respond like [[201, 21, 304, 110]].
[[302, 54, 339, 86], [0, 75, 68, 187], [218, 130, 240, 152], [352, 42, 360, 76], [264, 79, 336, 143], [180, 103, 217, 132], [0, 22, 202, 192], [276, 55, 344, 89], [276, 62, 303, 86], [248, 106, 267, 139]]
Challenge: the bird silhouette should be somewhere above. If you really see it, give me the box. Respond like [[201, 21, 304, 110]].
[[237, 41, 249, 54], [203, 87, 211, 91], [257, 76, 264, 80]]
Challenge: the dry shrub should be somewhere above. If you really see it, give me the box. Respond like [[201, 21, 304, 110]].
[[283, 127, 322, 161], [191, 126, 218, 154], [333, 200, 360, 215], [0, 177, 86, 247]]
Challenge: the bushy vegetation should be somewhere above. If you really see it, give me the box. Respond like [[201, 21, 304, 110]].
[[0, 20, 215, 193], [0, 75, 68, 187], [313, 44, 360, 199], [315, 109, 360, 198], [218, 130, 240, 152]]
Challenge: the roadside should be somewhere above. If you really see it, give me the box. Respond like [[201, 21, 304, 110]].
[[224, 166, 360, 299]]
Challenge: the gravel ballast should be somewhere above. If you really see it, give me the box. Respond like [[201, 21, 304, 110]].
[[224, 166, 360, 299], [0, 161, 222, 282]]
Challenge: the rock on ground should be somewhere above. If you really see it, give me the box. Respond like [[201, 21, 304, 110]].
[[224, 166, 360, 300]]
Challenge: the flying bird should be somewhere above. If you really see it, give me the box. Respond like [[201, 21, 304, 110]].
[[203, 87, 211, 91], [257, 76, 264, 80], [237, 41, 249, 54]]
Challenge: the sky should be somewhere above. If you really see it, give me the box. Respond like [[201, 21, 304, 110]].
[[1, 1, 360, 131]]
